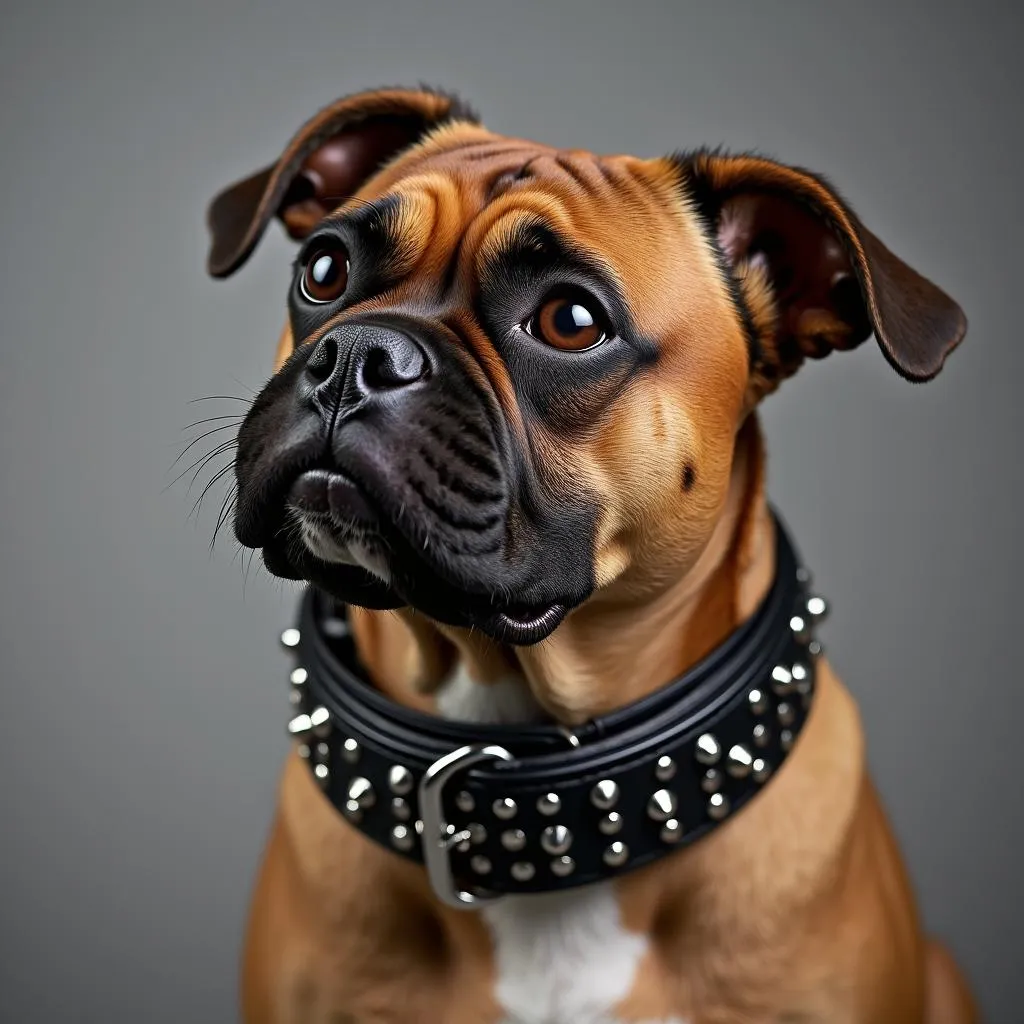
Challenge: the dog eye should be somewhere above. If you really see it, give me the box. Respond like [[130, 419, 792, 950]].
[[525, 293, 611, 351], [300, 246, 350, 304]]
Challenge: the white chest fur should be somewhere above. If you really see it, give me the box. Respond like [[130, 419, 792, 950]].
[[436, 668, 686, 1024]]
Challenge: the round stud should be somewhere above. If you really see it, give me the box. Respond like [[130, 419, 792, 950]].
[[727, 743, 754, 779], [309, 706, 331, 739], [290, 667, 308, 686], [414, 819, 424, 835], [695, 733, 721, 765], [313, 762, 329, 787], [391, 823, 415, 852], [467, 822, 487, 845], [391, 797, 411, 822], [540, 825, 573, 856], [780, 729, 795, 752], [445, 823, 472, 853], [790, 614, 809, 644], [511, 861, 536, 882], [660, 818, 684, 844], [280, 627, 301, 649], [647, 788, 678, 822], [777, 701, 796, 727], [341, 737, 361, 764], [752, 723, 771, 748], [808, 639, 823, 659], [501, 828, 526, 852], [550, 855, 575, 878], [314, 741, 330, 761], [771, 665, 794, 696], [536, 792, 561, 817], [598, 811, 624, 835], [603, 841, 629, 868], [470, 855, 492, 876], [347, 776, 376, 809], [590, 779, 619, 810], [752, 757, 771, 784], [655, 755, 677, 782], [700, 768, 723, 794], [806, 595, 829, 621], [455, 790, 475, 814], [343, 799, 363, 824], [796, 566, 812, 585], [492, 797, 518, 821], [748, 687, 769, 715], [287, 713, 312, 740], [707, 792, 730, 821], [321, 616, 349, 638], [388, 765, 414, 796], [288, 687, 304, 708], [296, 743, 311, 760]]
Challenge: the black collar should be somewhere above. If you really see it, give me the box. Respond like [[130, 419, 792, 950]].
[[282, 511, 825, 908]]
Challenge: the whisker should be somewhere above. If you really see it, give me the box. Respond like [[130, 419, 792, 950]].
[[170, 422, 239, 470], [188, 395, 252, 405], [181, 414, 243, 432], [190, 460, 237, 521]]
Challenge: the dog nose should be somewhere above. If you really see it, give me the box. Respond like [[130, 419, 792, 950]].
[[304, 325, 429, 401]]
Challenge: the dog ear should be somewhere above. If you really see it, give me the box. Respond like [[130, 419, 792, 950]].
[[675, 151, 966, 389], [205, 86, 479, 279]]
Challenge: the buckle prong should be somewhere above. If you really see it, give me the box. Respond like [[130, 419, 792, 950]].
[[418, 743, 512, 909]]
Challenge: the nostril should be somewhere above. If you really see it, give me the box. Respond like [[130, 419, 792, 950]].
[[306, 336, 339, 384], [361, 337, 428, 390]]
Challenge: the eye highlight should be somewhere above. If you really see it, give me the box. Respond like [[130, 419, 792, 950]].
[[300, 245, 349, 303], [525, 292, 611, 351]]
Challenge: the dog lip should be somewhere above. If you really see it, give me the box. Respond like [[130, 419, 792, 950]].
[[477, 602, 568, 646], [288, 468, 378, 527]]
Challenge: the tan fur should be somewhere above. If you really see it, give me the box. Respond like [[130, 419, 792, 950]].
[[234, 106, 975, 1023]]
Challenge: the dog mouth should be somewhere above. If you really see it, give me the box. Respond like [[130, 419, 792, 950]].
[[268, 469, 569, 645]]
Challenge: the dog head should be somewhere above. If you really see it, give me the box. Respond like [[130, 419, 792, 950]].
[[206, 86, 965, 646]]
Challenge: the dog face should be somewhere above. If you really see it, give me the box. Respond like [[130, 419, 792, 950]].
[[207, 87, 965, 645]]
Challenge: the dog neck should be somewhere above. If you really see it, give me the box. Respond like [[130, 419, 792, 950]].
[[348, 413, 775, 727]]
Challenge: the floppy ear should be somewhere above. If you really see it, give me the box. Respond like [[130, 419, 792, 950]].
[[205, 86, 478, 278], [675, 151, 966, 390]]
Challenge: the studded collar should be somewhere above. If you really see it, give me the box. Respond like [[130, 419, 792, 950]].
[[282, 511, 825, 909]]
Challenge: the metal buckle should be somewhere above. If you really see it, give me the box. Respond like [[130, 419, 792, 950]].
[[418, 743, 512, 909]]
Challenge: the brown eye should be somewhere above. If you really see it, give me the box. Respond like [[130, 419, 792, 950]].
[[300, 246, 349, 303], [527, 294, 610, 351]]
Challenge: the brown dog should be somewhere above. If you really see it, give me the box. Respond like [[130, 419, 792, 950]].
[[206, 86, 977, 1023]]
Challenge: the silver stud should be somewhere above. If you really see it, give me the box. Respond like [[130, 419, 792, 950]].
[[590, 779, 620, 810], [536, 792, 561, 816], [603, 841, 629, 868], [492, 797, 518, 820], [792, 661, 812, 698], [341, 737, 361, 764], [445, 823, 472, 853], [280, 627, 301, 649], [313, 762, 329, 787], [748, 687, 769, 715], [808, 639, 823, 659], [695, 733, 721, 765], [777, 701, 796, 726], [647, 788, 678, 822], [796, 566, 812, 585], [598, 811, 624, 835], [701, 768, 723, 793], [455, 790, 475, 814], [771, 665, 794, 696], [388, 765, 414, 796], [660, 818, 684, 844], [414, 819, 424, 835], [309, 705, 331, 739], [541, 825, 573, 856], [727, 743, 754, 779], [511, 861, 535, 882], [290, 667, 308, 686], [287, 713, 312, 740], [655, 755, 677, 781], [752, 757, 771, 784], [806, 595, 829, 622], [707, 792, 730, 821], [470, 855, 492, 875], [550, 855, 575, 878], [343, 799, 363, 824], [391, 797, 411, 821], [288, 687, 304, 708], [347, 776, 376, 809], [780, 728, 795, 752], [501, 828, 526, 852], [790, 614, 810, 643], [467, 822, 487, 845], [391, 823, 415, 852], [296, 743, 311, 760], [314, 741, 330, 761], [752, 723, 770, 748], [321, 616, 349, 638]]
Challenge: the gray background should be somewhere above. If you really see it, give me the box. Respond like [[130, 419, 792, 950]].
[[1, 0, 1019, 1020]]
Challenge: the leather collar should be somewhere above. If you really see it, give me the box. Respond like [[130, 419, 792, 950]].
[[282, 511, 825, 908]]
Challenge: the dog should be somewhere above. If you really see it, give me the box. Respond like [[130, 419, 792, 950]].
[[205, 86, 977, 1024]]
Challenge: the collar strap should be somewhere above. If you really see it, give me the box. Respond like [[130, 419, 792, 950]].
[[282, 512, 826, 908]]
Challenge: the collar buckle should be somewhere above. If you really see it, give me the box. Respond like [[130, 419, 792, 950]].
[[418, 743, 513, 910]]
